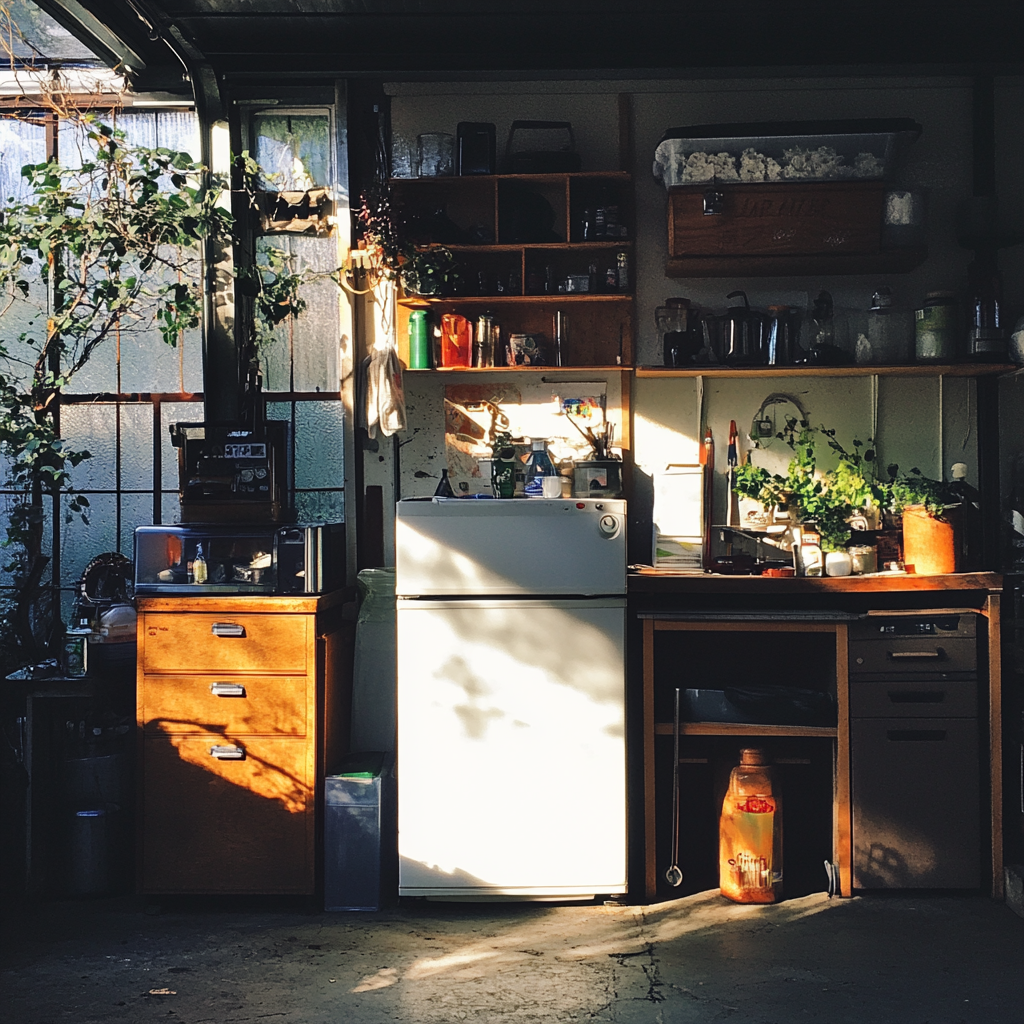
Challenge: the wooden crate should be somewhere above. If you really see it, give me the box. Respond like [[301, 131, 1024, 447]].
[[667, 181, 886, 259]]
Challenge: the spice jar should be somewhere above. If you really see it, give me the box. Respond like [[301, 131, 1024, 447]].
[[915, 291, 957, 362], [849, 544, 878, 575]]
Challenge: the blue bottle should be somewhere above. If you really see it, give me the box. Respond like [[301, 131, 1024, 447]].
[[523, 439, 554, 498]]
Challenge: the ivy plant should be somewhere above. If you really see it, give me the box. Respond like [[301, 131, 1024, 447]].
[[0, 118, 231, 664]]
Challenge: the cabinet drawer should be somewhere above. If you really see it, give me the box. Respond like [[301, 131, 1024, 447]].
[[141, 675, 308, 736], [140, 734, 313, 894], [142, 612, 310, 675], [850, 679, 977, 719], [849, 638, 976, 675]]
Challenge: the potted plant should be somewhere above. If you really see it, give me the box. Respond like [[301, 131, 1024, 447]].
[[885, 467, 960, 574], [731, 423, 884, 573], [357, 180, 463, 297]]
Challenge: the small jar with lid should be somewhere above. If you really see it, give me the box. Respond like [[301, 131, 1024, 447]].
[[848, 544, 878, 575], [915, 291, 957, 362]]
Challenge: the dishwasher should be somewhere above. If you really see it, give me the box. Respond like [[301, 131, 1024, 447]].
[[849, 611, 980, 889]]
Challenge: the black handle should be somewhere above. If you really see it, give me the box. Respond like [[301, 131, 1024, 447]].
[[887, 729, 947, 742], [888, 691, 946, 704]]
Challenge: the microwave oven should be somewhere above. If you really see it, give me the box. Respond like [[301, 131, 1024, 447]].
[[133, 523, 344, 596]]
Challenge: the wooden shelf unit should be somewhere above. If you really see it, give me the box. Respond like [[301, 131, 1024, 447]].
[[635, 363, 1015, 378], [640, 614, 851, 903], [391, 170, 634, 370], [635, 574, 1004, 903]]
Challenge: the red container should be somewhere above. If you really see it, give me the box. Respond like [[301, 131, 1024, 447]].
[[440, 313, 472, 368]]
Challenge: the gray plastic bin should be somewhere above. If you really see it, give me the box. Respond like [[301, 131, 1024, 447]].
[[324, 752, 395, 911]]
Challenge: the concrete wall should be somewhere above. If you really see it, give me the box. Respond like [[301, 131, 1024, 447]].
[[375, 75, 1024, 563]]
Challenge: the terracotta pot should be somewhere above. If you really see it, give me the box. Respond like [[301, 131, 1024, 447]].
[[901, 505, 961, 575]]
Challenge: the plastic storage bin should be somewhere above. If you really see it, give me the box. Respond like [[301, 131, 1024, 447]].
[[324, 752, 395, 911]]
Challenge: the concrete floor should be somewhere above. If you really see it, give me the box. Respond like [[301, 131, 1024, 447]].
[[2, 891, 1022, 1023]]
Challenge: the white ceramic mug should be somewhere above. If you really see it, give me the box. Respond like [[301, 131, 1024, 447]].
[[541, 475, 563, 498]]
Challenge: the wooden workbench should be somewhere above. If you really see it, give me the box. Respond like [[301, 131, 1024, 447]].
[[630, 571, 1003, 902]]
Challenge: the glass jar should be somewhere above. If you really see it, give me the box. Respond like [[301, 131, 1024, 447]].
[[915, 291, 957, 362]]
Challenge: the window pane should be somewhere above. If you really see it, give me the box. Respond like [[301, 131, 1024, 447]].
[[253, 112, 331, 190], [294, 490, 344, 522], [61, 404, 116, 490], [295, 401, 344, 489], [257, 235, 341, 393], [120, 403, 155, 491], [60, 492, 116, 590], [0, 117, 46, 201]]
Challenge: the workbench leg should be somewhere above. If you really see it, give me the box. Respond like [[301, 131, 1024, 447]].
[[643, 618, 657, 903], [987, 593, 1003, 899], [835, 625, 852, 897]]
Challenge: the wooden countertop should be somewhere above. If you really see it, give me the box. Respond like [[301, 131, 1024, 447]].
[[628, 569, 1003, 595], [135, 587, 354, 614]]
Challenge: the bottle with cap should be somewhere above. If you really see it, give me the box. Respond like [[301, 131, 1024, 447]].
[[948, 462, 981, 570], [860, 285, 913, 364], [523, 439, 555, 498], [719, 747, 782, 904], [193, 542, 208, 584], [408, 309, 430, 369]]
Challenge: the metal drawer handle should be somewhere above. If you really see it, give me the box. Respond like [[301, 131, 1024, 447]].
[[888, 691, 945, 704], [210, 683, 246, 698], [886, 730, 947, 742], [211, 622, 246, 638], [210, 744, 245, 760], [887, 648, 944, 660]]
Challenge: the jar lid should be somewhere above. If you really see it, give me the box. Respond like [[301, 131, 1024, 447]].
[[740, 748, 768, 766], [665, 297, 691, 308], [924, 291, 955, 301]]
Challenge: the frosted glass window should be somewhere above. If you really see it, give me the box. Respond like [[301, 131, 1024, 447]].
[[8, 0, 96, 61], [257, 235, 341, 394], [295, 401, 345, 489], [0, 117, 45, 201], [253, 112, 331, 190]]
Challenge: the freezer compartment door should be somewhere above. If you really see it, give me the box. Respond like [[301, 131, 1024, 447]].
[[395, 498, 626, 596], [397, 598, 626, 896]]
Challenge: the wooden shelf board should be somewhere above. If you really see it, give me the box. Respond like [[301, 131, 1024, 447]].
[[635, 363, 1015, 379], [665, 247, 927, 278], [445, 241, 633, 252], [400, 294, 633, 306], [655, 722, 838, 737], [403, 365, 628, 374], [390, 171, 631, 186]]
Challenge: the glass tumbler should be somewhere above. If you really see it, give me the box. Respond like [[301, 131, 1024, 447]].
[[417, 133, 454, 177]]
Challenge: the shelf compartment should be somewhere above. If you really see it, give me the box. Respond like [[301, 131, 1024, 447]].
[[655, 722, 838, 737]]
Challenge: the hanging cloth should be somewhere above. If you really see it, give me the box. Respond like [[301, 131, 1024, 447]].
[[364, 334, 407, 438]]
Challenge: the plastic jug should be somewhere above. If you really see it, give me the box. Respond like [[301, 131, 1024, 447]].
[[719, 747, 782, 903]]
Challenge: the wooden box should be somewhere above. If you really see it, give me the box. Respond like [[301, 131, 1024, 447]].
[[668, 181, 885, 259]]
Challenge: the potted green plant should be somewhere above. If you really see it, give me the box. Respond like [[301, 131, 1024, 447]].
[[357, 180, 462, 297], [885, 467, 960, 574], [731, 423, 885, 572]]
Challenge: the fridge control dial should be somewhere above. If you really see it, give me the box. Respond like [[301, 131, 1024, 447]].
[[598, 514, 620, 536]]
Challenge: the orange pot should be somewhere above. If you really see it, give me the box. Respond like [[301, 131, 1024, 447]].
[[901, 505, 961, 575]]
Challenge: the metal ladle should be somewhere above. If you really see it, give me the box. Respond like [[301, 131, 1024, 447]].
[[665, 687, 684, 887]]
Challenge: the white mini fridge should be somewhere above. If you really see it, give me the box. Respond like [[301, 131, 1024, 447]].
[[395, 497, 627, 899]]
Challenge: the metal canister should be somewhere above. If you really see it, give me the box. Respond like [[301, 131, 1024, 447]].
[[848, 544, 878, 575], [474, 314, 499, 367], [915, 291, 957, 362]]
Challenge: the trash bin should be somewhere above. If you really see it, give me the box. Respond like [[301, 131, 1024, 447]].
[[324, 752, 395, 911], [66, 804, 123, 896], [350, 569, 396, 754]]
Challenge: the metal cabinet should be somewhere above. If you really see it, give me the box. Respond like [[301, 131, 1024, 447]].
[[850, 611, 981, 888]]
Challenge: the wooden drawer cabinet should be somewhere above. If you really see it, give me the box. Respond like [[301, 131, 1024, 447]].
[[141, 611, 310, 675], [136, 595, 352, 895], [141, 674, 308, 736], [141, 735, 313, 894]]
